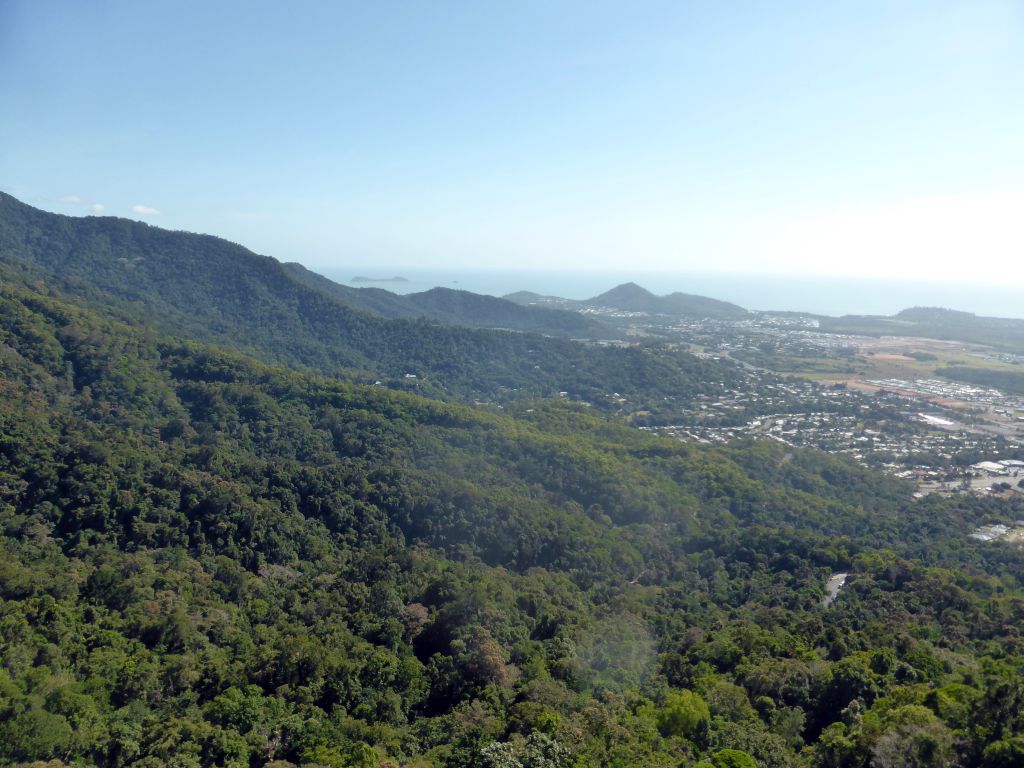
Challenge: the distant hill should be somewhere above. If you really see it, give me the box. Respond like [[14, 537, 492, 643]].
[[501, 290, 577, 310], [282, 262, 615, 338], [586, 282, 748, 318], [503, 290, 546, 303], [503, 289, 560, 305], [895, 306, 978, 323], [505, 282, 748, 319], [588, 282, 662, 311]]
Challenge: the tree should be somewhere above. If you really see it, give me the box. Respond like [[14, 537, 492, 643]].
[[982, 737, 1024, 768], [867, 705, 954, 768], [0, 709, 75, 762], [710, 749, 759, 768], [657, 689, 710, 740]]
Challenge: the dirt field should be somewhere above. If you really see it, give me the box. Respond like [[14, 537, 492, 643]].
[[867, 353, 915, 362]]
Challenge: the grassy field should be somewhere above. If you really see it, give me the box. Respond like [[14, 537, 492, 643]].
[[775, 338, 1023, 386]]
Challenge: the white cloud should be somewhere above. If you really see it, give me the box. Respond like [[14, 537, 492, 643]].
[[59, 194, 106, 214], [132, 204, 160, 216]]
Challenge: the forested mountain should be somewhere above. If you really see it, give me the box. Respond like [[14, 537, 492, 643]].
[[4, 263, 1024, 767], [0, 193, 732, 419], [282, 262, 614, 339]]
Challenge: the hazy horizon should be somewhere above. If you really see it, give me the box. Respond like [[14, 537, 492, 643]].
[[3, 1, 1023, 285], [6, 186, 1024, 318], [319, 265, 1024, 320]]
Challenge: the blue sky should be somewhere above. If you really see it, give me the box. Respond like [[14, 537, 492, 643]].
[[2, 0, 1023, 281]]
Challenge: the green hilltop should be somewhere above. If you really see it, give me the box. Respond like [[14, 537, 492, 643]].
[[504, 282, 749, 319], [586, 282, 748, 319]]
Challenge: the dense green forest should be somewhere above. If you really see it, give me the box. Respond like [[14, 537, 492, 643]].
[[4, 198, 1024, 767], [3, 273, 1024, 767]]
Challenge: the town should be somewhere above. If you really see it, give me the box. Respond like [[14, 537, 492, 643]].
[[582, 306, 1024, 498]]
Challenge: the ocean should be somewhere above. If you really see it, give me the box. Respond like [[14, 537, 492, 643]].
[[319, 268, 1024, 320]]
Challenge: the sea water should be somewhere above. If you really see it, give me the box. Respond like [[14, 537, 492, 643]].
[[320, 267, 1024, 320]]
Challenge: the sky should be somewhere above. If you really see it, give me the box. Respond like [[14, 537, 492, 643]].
[[2, 0, 1023, 282]]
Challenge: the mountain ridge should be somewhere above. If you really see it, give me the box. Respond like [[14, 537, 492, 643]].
[[0, 192, 734, 419], [281, 261, 616, 338]]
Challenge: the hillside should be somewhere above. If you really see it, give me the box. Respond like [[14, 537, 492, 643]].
[[4, 273, 1024, 766], [0, 193, 729, 419]]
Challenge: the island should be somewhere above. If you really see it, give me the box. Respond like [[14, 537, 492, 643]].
[[351, 275, 410, 283]]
